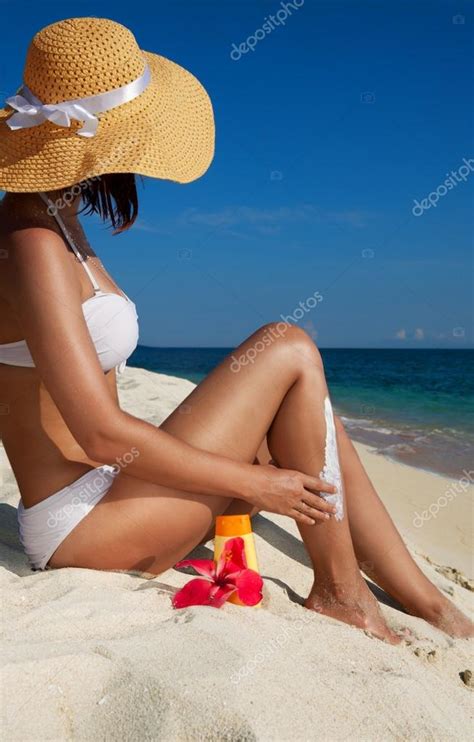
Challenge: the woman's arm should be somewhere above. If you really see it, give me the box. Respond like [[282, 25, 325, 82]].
[[8, 228, 336, 522]]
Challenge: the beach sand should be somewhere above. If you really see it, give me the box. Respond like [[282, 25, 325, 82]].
[[1, 367, 472, 741]]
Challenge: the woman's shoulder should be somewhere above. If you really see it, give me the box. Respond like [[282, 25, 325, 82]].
[[0, 214, 71, 308]]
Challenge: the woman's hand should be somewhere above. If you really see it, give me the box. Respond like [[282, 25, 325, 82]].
[[244, 464, 338, 525]]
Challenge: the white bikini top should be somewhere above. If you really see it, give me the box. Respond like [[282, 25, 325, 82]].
[[0, 193, 139, 374]]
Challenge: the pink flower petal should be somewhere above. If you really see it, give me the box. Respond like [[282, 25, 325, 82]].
[[172, 578, 214, 608], [233, 569, 263, 606], [216, 537, 247, 578], [210, 583, 238, 608], [174, 558, 216, 580]]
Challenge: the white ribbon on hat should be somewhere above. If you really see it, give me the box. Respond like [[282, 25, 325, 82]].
[[5, 63, 151, 138]]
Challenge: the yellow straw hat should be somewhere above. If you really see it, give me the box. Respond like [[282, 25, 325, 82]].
[[0, 17, 215, 192]]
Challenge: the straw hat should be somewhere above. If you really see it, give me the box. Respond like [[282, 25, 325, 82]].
[[0, 17, 215, 192]]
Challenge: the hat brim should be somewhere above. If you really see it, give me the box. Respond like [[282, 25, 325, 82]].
[[0, 51, 215, 192]]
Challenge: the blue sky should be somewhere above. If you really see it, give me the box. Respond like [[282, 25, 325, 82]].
[[1, 0, 473, 348]]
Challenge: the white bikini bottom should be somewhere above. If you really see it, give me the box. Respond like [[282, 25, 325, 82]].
[[17, 465, 120, 571]]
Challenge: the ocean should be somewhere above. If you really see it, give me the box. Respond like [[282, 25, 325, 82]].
[[128, 347, 474, 479]]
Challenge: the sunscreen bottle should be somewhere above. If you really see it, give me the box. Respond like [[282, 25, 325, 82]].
[[214, 514, 262, 606]]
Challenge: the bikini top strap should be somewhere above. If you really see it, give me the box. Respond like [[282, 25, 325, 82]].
[[38, 192, 101, 294]]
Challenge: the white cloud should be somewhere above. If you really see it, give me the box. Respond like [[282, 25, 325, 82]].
[[134, 219, 170, 235], [180, 205, 372, 231], [414, 328, 424, 340], [395, 328, 407, 340], [181, 205, 316, 227]]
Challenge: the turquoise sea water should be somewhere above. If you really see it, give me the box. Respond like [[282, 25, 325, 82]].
[[128, 347, 474, 478]]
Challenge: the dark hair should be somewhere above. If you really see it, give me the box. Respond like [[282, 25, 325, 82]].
[[78, 173, 139, 233]]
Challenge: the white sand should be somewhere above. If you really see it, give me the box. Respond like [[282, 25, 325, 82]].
[[1, 367, 472, 741]]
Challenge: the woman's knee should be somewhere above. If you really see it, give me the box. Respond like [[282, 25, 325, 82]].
[[256, 322, 322, 369], [234, 322, 323, 381]]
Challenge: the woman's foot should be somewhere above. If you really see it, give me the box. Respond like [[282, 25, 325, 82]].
[[305, 579, 402, 644], [408, 594, 474, 638]]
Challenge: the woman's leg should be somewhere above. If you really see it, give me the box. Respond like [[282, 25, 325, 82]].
[[263, 352, 401, 642], [226, 421, 472, 637], [52, 324, 468, 637], [333, 420, 473, 637], [50, 323, 397, 640], [49, 322, 319, 576]]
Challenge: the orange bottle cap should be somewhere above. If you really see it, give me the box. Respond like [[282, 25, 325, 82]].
[[215, 514, 252, 537]]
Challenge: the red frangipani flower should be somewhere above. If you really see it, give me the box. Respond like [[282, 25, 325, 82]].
[[172, 537, 263, 609]]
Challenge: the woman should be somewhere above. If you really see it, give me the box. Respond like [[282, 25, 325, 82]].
[[0, 17, 471, 643]]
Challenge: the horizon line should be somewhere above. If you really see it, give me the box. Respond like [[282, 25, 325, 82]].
[[134, 344, 474, 351]]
